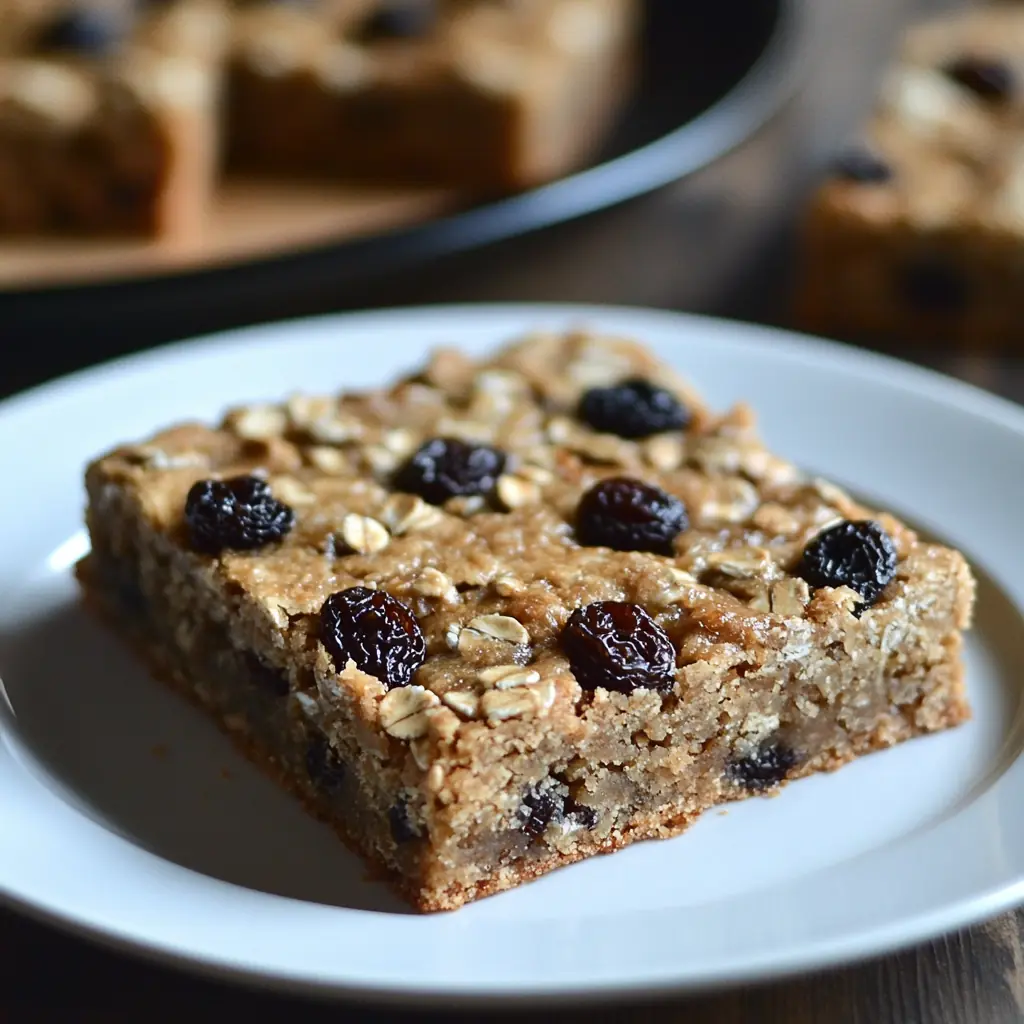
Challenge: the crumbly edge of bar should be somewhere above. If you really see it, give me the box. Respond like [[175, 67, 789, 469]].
[[78, 491, 972, 912], [76, 546, 970, 911], [76, 553, 440, 909]]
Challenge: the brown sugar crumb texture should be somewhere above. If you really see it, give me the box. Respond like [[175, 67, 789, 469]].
[[794, 5, 1024, 348], [0, 0, 640, 238], [77, 330, 976, 911]]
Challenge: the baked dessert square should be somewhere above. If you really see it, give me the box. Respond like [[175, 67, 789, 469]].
[[77, 330, 975, 911], [0, 0, 226, 236], [794, 5, 1024, 347], [226, 0, 640, 190], [0, 0, 638, 236]]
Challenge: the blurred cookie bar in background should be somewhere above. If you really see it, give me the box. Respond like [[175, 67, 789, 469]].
[[795, 4, 1024, 347]]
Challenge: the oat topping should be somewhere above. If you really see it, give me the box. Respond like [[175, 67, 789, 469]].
[[481, 686, 540, 723], [476, 665, 541, 689], [101, 331, 937, 717], [442, 690, 481, 718], [380, 492, 442, 535], [464, 614, 530, 646], [340, 513, 390, 555], [379, 685, 441, 739], [496, 473, 541, 510]]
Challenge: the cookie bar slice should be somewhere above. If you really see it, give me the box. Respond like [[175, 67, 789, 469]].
[[795, 6, 1024, 346], [226, 0, 639, 190], [0, 1, 227, 236], [77, 330, 975, 912]]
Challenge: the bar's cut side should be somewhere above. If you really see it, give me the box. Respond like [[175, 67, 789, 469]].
[[77, 331, 975, 911]]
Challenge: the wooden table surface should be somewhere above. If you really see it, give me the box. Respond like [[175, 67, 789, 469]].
[[4, 1, 1024, 1019]]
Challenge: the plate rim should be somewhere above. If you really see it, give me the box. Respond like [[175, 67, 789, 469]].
[[2, 302, 1024, 1007]]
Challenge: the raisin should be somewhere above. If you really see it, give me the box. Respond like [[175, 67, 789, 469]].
[[518, 786, 564, 839], [358, 0, 437, 41], [561, 602, 676, 695], [728, 743, 797, 791], [797, 519, 898, 609], [319, 586, 426, 689], [898, 259, 970, 314], [578, 378, 690, 440], [832, 147, 892, 184], [184, 475, 295, 554], [37, 10, 123, 54], [244, 652, 290, 697], [565, 799, 598, 831], [393, 437, 506, 506], [944, 55, 1015, 101], [389, 799, 422, 844], [306, 735, 346, 796], [576, 477, 687, 555]]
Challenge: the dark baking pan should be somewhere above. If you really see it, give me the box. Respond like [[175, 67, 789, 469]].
[[0, 0, 912, 397]]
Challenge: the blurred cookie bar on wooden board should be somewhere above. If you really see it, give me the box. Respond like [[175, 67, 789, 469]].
[[0, 0, 226, 237], [0, 0, 640, 239], [794, 5, 1024, 347], [227, 0, 639, 191]]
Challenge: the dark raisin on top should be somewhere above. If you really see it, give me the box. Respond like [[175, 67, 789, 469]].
[[358, 0, 437, 41], [561, 601, 676, 695], [319, 586, 426, 689], [578, 378, 691, 440], [576, 477, 688, 556], [393, 437, 507, 506], [832, 147, 893, 184], [943, 55, 1015, 101], [36, 9, 125, 54], [184, 475, 295, 554], [728, 743, 797, 791], [797, 519, 898, 608]]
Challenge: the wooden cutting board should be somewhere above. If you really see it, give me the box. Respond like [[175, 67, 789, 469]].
[[0, 180, 458, 289]]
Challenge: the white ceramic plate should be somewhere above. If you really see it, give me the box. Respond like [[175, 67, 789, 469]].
[[1, 305, 1023, 1007]]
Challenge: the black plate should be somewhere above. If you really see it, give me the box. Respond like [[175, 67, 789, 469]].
[[1, 0, 801, 388]]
